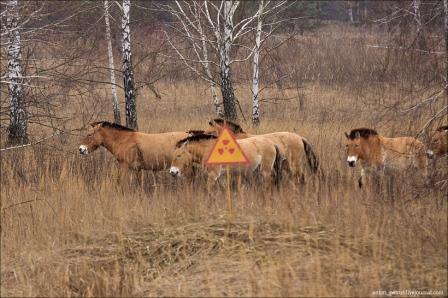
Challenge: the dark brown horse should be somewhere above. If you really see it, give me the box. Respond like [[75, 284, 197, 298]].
[[79, 121, 188, 171]]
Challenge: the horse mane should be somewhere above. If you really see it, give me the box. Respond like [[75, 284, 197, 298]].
[[347, 128, 378, 139], [209, 118, 245, 134], [436, 125, 448, 132], [176, 133, 217, 148], [91, 121, 135, 132], [187, 129, 206, 135]]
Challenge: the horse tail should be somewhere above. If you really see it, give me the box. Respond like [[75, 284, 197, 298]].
[[302, 138, 319, 174], [273, 144, 283, 186]]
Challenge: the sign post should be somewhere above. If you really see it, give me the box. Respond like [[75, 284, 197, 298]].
[[205, 126, 249, 216]]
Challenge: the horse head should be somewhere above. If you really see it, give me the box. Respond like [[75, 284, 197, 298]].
[[428, 126, 448, 157], [344, 128, 378, 167], [205, 118, 246, 136], [79, 122, 104, 155], [170, 141, 194, 177]]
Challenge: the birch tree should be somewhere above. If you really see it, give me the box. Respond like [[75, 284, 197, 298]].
[[160, 0, 289, 122], [444, 0, 448, 102], [412, 0, 422, 34], [121, 0, 137, 129], [218, 0, 238, 121], [251, 0, 264, 126], [104, 0, 121, 124], [5, 0, 28, 144], [347, 1, 354, 24]]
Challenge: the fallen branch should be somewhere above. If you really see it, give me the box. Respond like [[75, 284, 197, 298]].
[[367, 44, 445, 55], [2, 198, 42, 212], [0, 132, 62, 152]]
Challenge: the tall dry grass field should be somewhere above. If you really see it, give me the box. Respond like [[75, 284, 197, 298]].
[[1, 25, 447, 297]]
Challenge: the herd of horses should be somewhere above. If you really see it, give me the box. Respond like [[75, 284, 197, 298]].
[[79, 119, 447, 190]]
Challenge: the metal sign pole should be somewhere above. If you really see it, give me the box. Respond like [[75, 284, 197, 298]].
[[226, 164, 232, 216], [204, 124, 249, 218]]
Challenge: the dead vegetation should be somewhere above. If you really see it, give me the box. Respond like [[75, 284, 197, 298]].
[[1, 23, 447, 297]]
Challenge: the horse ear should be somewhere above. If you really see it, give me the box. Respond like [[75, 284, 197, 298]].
[[344, 132, 350, 139], [355, 131, 361, 138]]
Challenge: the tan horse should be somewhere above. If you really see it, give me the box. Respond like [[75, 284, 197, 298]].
[[344, 128, 428, 187], [427, 125, 448, 157], [204, 118, 319, 181], [169, 133, 282, 191], [79, 121, 188, 171]]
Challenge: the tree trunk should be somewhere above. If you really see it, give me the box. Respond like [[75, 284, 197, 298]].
[[444, 0, 448, 101], [6, 0, 28, 145], [104, 0, 121, 124], [121, 0, 137, 129], [251, 0, 263, 126], [347, 1, 354, 24], [219, 0, 238, 122], [357, 1, 361, 23], [413, 0, 426, 49], [199, 20, 223, 116], [363, 0, 368, 22], [413, 0, 422, 33]]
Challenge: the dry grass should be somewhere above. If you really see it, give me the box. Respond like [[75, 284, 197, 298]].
[[1, 23, 447, 297], [1, 79, 447, 297]]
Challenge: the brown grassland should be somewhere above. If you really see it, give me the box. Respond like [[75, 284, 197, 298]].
[[1, 25, 447, 297]]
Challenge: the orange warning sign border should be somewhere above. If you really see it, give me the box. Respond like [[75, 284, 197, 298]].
[[204, 126, 250, 166]]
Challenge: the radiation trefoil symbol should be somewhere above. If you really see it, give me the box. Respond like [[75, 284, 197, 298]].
[[205, 127, 249, 165]]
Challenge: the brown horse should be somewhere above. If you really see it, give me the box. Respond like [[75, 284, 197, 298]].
[[169, 133, 282, 191], [204, 118, 319, 181], [427, 125, 448, 157], [79, 121, 188, 171], [344, 128, 428, 187]]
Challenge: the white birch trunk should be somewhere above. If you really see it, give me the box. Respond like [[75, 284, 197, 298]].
[[121, 0, 137, 129], [6, 0, 28, 144], [413, 0, 422, 33], [347, 1, 354, 24], [413, 0, 426, 49], [220, 0, 238, 121], [104, 0, 121, 124], [363, 0, 368, 22], [444, 0, 448, 101], [198, 17, 223, 116], [251, 0, 263, 126]]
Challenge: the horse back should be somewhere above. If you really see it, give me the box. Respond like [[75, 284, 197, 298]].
[[381, 137, 426, 155], [258, 132, 304, 156], [133, 131, 189, 170], [238, 137, 277, 168], [380, 137, 427, 171]]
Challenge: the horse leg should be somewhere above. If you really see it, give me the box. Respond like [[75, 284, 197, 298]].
[[117, 162, 132, 190], [237, 173, 243, 200], [206, 168, 222, 193], [418, 154, 431, 186], [263, 171, 273, 194], [358, 168, 365, 188]]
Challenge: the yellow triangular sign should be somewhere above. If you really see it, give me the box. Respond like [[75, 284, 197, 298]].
[[205, 127, 249, 165]]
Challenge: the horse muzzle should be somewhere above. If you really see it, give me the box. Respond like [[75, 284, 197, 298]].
[[169, 166, 180, 177], [79, 145, 89, 155], [347, 156, 357, 167]]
